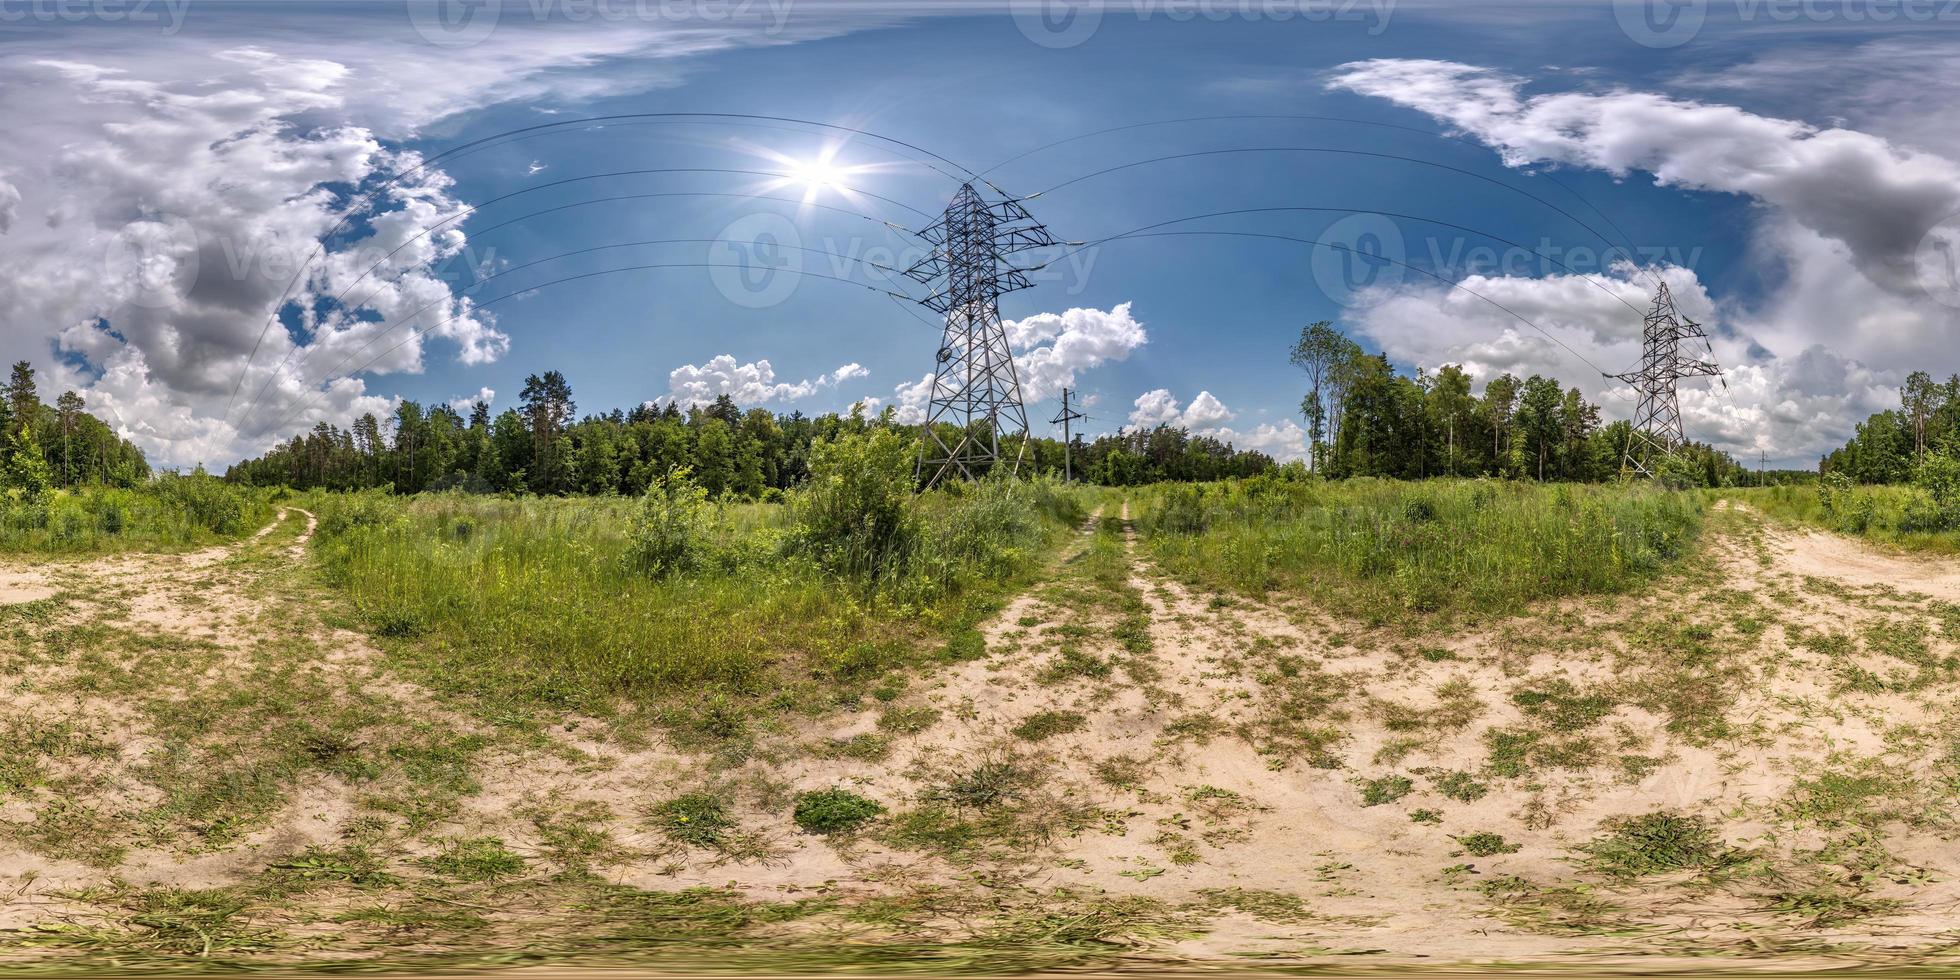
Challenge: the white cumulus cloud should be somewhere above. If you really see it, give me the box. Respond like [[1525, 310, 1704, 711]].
[[662, 354, 866, 408], [885, 302, 1148, 424], [447, 387, 495, 415], [1003, 302, 1148, 403], [1127, 388, 1306, 461]]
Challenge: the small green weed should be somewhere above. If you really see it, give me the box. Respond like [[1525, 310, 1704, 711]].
[[793, 789, 885, 835]]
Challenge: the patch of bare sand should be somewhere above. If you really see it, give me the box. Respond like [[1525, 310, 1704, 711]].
[[0, 569, 53, 604], [1725, 499, 1960, 601]]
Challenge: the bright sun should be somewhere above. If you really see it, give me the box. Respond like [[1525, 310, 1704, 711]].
[[787, 156, 848, 192], [744, 139, 880, 209]]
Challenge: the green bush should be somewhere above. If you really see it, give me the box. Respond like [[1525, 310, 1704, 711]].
[[787, 430, 918, 581], [913, 474, 1080, 597], [1145, 484, 1210, 535], [150, 472, 254, 535], [792, 788, 885, 835], [1903, 451, 1960, 533], [626, 467, 721, 577], [315, 488, 402, 537]]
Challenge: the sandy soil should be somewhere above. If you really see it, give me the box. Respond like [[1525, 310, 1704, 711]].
[[3, 500, 1960, 971]]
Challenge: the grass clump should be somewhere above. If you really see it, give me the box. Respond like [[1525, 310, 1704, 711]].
[[1577, 811, 1744, 879], [1011, 710, 1087, 742], [792, 789, 884, 835], [32, 885, 283, 956], [877, 705, 940, 735], [1453, 832, 1520, 857], [652, 792, 738, 849], [926, 759, 1035, 811], [886, 756, 1092, 863], [417, 837, 527, 882], [1358, 774, 1413, 807], [1510, 678, 1615, 732], [1478, 875, 1635, 937], [265, 845, 397, 892], [1040, 647, 1112, 684], [1432, 769, 1490, 802], [1761, 888, 1901, 929]]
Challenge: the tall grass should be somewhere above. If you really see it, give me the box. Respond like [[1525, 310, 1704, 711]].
[[1722, 483, 1960, 554], [307, 471, 1085, 719], [1135, 476, 1703, 622], [0, 476, 275, 554]]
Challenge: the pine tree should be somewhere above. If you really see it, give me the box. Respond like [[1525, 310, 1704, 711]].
[[6, 361, 37, 431]]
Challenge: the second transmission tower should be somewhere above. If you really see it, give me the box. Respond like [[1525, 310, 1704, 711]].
[[1609, 281, 1725, 478], [903, 183, 1058, 487]]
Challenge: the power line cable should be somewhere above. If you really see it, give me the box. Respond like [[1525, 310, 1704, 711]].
[[254, 238, 914, 432], [977, 113, 1651, 271], [1030, 148, 1654, 291], [225, 112, 980, 422], [236, 183, 919, 425], [1039, 228, 1613, 377], [1069, 207, 1650, 318], [256, 261, 917, 441]]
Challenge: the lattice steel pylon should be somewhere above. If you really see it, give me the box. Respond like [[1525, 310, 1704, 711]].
[[903, 182, 1059, 487], [1609, 281, 1725, 478]]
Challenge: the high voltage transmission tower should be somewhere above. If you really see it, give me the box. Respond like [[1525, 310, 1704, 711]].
[[903, 182, 1059, 487], [1609, 281, 1727, 478]]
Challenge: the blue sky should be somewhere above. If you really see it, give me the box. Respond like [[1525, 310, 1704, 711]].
[[4, 1, 1958, 468]]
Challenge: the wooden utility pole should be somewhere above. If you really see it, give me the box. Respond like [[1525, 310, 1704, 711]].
[[1447, 414, 1456, 478], [1050, 388, 1087, 482]]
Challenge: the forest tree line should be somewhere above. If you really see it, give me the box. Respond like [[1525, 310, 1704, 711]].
[[1823, 370, 1960, 484], [0, 360, 151, 495], [224, 370, 1280, 496], [231, 319, 1758, 497], [1290, 323, 1747, 485]]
